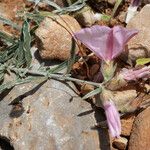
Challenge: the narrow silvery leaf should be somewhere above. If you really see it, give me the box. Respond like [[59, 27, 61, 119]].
[[82, 87, 102, 100], [112, 0, 123, 17], [0, 16, 21, 31], [0, 31, 15, 45], [14, 20, 32, 67], [66, 38, 76, 74], [22, 20, 32, 67], [49, 61, 68, 74]]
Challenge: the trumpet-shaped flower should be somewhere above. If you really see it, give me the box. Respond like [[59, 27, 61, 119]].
[[104, 100, 121, 138], [74, 25, 138, 61], [121, 66, 150, 81]]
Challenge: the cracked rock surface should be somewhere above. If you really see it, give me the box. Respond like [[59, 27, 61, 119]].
[[0, 79, 110, 150]]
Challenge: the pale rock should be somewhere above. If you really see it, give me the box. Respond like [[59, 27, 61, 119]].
[[94, 0, 116, 5], [0, 0, 24, 20], [142, 0, 150, 5], [121, 115, 135, 136], [128, 107, 150, 150], [0, 79, 110, 150], [118, 11, 126, 23], [107, 0, 116, 5], [113, 90, 137, 111], [75, 7, 96, 27], [94, 90, 137, 112], [125, 5, 150, 63], [112, 137, 128, 150], [35, 15, 81, 61]]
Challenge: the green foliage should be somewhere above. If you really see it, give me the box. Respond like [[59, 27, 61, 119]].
[[0, 64, 5, 82], [66, 38, 76, 74], [0, 43, 19, 63], [0, 15, 21, 31], [0, 2, 102, 99], [112, 0, 123, 17], [136, 58, 150, 66], [0, 31, 16, 45], [48, 61, 68, 74], [14, 20, 32, 67], [28, 0, 87, 14], [101, 15, 111, 21], [82, 87, 102, 100], [0, 76, 44, 94]]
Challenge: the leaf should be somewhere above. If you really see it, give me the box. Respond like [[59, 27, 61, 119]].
[[101, 15, 111, 21], [42, 0, 62, 10], [26, 12, 45, 24], [0, 43, 19, 63], [0, 76, 44, 94], [0, 81, 16, 94], [66, 38, 76, 74], [112, 0, 123, 17], [53, 0, 87, 13], [0, 31, 15, 45], [0, 15, 21, 30], [0, 64, 6, 82], [14, 20, 32, 67], [82, 87, 102, 100], [22, 20, 32, 67], [136, 58, 150, 66], [49, 61, 68, 73]]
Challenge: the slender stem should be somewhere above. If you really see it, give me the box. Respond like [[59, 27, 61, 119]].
[[8, 66, 102, 87]]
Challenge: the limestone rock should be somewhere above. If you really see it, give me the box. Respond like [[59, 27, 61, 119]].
[[121, 115, 135, 136], [142, 0, 150, 5], [0, 0, 24, 20], [113, 90, 137, 111], [107, 0, 116, 5], [128, 107, 150, 150], [93, 0, 116, 5], [126, 4, 150, 63], [0, 79, 110, 150], [75, 7, 96, 27], [112, 137, 128, 150], [35, 15, 81, 61]]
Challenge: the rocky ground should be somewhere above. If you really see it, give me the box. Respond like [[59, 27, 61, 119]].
[[0, 0, 150, 150]]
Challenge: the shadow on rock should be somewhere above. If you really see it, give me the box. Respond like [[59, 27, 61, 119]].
[[93, 106, 111, 150], [9, 80, 46, 118]]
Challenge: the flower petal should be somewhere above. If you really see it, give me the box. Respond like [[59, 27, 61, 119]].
[[131, 0, 141, 7], [121, 66, 150, 81], [111, 26, 138, 59], [74, 25, 111, 60], [104, 101, 121, 137]]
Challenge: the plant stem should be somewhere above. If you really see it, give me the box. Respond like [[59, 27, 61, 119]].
[[8, 66, 102, 87]]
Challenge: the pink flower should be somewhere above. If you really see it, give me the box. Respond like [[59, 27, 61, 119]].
[[74, 25, 138, 61], [131, 0, 141, 7], [121, 66, 150, 81], [104, 100, 121, 138]]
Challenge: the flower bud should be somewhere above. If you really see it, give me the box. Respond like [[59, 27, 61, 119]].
[[103, 100, 121, 138], [100, 88, 121, 138], [120, 66, 150, 81]]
